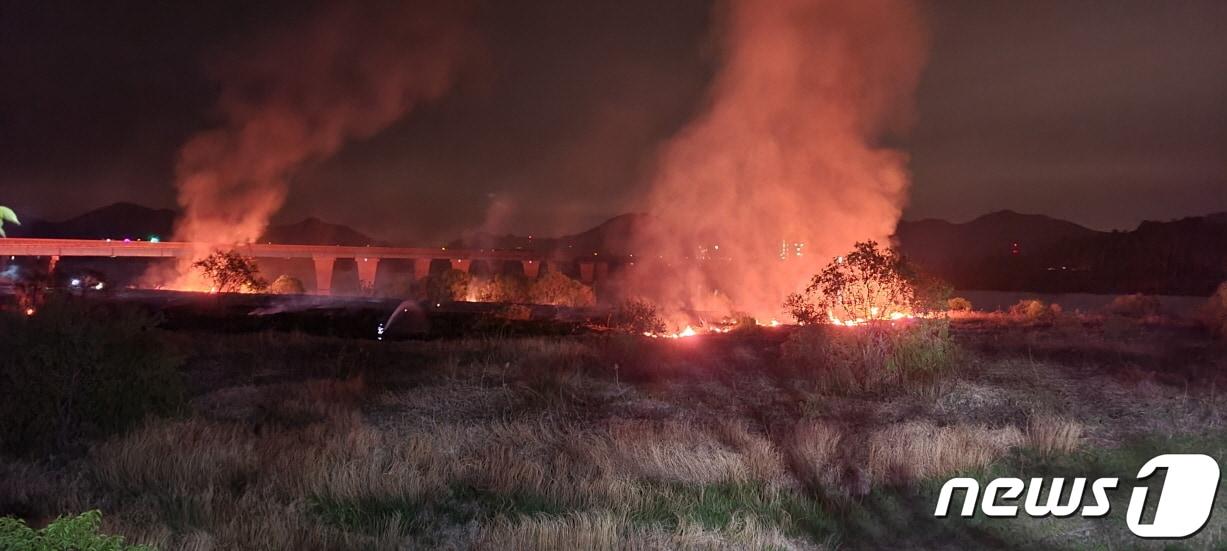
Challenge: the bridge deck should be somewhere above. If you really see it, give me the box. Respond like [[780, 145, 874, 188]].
[[0, 238, 543, 261]]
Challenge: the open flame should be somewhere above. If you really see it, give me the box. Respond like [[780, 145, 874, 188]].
[[644, 318, 783, 339], [827, 309, 912, 327]]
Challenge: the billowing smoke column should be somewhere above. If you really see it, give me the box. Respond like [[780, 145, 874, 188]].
[[629, 0, 928, 323], [159, 1, 475, 290]]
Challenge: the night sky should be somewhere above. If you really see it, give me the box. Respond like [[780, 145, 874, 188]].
[[2, 0, 1225, 242]]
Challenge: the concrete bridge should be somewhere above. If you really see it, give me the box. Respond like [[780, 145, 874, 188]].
[[0, 238, 611, 294]]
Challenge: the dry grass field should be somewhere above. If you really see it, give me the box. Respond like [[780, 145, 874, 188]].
[[4, 304, 1227, 549]]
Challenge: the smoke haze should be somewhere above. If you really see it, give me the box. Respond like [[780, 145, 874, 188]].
[[162, 1, 476, 288], [629, 0, 928, 322]]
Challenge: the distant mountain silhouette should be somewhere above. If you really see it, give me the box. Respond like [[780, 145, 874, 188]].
[[10, 203, 1226, 294], [259, 217, 374, 246], [894, 210, 1105, 293], [449, 213, 654, 257], [454, 209, 1227, 295], [7, 202, 177, 240], [896, 210, 1099, 262], [894, 210, 1227, 295], [6, 202, 375, 247]]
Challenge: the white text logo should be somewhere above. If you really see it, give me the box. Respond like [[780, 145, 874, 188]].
[[935, 454, 1220, 539]]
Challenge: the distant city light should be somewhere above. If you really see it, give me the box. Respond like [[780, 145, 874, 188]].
[[779, 240, 806, 260]]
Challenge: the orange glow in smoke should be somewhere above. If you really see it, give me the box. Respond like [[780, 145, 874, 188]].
[[625, 0, 928, 323]]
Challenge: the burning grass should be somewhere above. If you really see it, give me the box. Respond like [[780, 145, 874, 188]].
[[3, 309, 1226, 548]]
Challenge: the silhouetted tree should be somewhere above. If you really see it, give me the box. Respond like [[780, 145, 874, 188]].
[[193, 250, 267, 293], [786, 241, 918, 324]]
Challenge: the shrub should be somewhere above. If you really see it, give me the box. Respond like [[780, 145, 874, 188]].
[[781, 319, 956, 393], [947, 297, 973, 312], [426, 268, 471, 303], [606, 299, 666, 334], [908, 270, 955, 313], [0, 299, 185, 454], [0, 510, 151, 551], [193, 249, 267, 292], [529, 270, 596, 307], [469, 273, 530, 303], [785, 241, 920, 324], [268, 274, 306, 294], [1105, 294, 1161, 318], [1009, 299, 1061, 321], [1200, 282, 1227, 339]]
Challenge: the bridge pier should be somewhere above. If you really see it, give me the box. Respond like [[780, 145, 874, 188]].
[[577, 261, 608, 285], [413, 259, 431, 282], [0, 238, 559, 294], [312, 256, 336, 295], [356, 257, 379, 293], [522, 260, 540, 280]]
